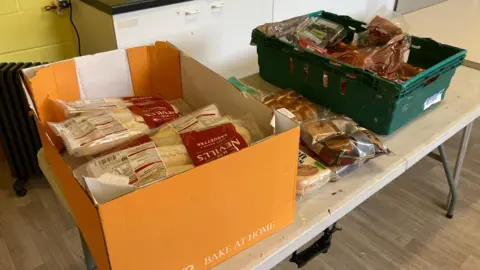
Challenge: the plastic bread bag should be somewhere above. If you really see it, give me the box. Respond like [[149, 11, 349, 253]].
[[300, 117, 359, 146], [366, 6, 409, 46], [262, 90, 330, 123], [362, 33, 411, 77], [54, 96, 167, 117], [228, 77, 282, 102], [297, 145, 337, 196], [48, 98, 192, 157], [127, 99, 192, 128], [256, 15, 309, 42], [73, 135, 195, 203], [295, 17, 347, 50], [300, 117, 390, 167], [150, 104, 221, 147], [48, 109, 152, 157], [179, 116, 264, 166]]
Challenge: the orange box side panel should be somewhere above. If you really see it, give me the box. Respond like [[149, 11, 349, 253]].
[[126, 42, 182, 100], [37, 120, 111, 270], [98, 126, 300, 270], [28, 60, 81, 150]]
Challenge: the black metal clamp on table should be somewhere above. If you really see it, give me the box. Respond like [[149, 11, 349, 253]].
[[289, 223, 342, 268]]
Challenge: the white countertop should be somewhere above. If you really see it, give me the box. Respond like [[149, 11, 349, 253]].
[[404, 0, 480, 68], [213, 66, 480, 269]]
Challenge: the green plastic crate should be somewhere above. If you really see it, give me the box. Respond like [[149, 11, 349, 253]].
[[252, 11, 467, 135]]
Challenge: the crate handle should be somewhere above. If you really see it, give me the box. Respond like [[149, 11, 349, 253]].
[[411, 45, 421, 50], [329, 61, 342, 67], [424, 75, 439, 86], [340, 77, 347, 95], [348, 26, 356, 31], [323, 71, 329, 88]]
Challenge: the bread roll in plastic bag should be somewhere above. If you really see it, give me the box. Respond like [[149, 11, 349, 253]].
[[75, 135, 194, 188], [297, 146, 337, 196], [49, 99, 192, 156], [301, 117, 390, 173], [150, 104, 221, 147]]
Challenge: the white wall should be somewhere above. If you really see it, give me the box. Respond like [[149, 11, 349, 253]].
[[273, 0, 397, 22]]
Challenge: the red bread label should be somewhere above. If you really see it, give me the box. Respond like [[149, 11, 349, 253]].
[[122, 96, 163, 103], [180, 123, 248, 166], [129, 100, 179, 128]]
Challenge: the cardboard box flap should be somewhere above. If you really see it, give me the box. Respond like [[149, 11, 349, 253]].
[[180, 53, 278, 136], [127, 41, 182, 100], [25, 60, 80, 124]]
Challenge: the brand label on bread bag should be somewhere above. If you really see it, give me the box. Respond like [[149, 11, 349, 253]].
[[180, 123, 248, 166], [87, 135, 166, 186], [128, 100, 179, 128]]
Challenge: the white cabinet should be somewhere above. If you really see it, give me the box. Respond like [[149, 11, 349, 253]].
[[200, 0, 273, 77], [113, 1, 211, 50], [112, 0, 273, 77]]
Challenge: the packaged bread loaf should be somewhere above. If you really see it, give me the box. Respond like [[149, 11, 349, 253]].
[[54, 96, 190, 118], [300, 117, 390, 177], [150, 104, 221, 146], [297, 145, 337, 196], [75, 135, 194, 188], [49, 98, 192, 156], [262, 90, 322, 123]]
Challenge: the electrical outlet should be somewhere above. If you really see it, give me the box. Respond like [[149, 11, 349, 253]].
[[44, 0, 70, 15]]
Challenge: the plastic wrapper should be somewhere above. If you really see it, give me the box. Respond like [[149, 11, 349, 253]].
[[179, 117, 264, 166], [73, 135, 195, 203], [54, 96, 168, 118], [256, 15, 309, 41], [301, 117, 390, 177], [297, 146, 337, 196], [256, 15, 346, 55], [296, 17, 347, 51], [362, 34, 411, 77], [228, 77, 282, 102], [49, 110, 151, 157], [385, 62, 425, 83], [150, 104, 221, 147], [48, 99, 192, 157], [262, 90, 327, 123], [367, 7, 410, 46]]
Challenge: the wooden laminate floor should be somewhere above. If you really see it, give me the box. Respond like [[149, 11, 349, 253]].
[[0, 120, 478, 270]]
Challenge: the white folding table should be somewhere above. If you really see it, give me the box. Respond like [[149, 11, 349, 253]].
[[212, 65, 480, 270]]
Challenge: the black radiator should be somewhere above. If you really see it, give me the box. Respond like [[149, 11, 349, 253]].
[[0, 63, 43, 196]]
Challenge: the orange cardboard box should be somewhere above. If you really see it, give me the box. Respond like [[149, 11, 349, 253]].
[[21, 42, 299, 270]]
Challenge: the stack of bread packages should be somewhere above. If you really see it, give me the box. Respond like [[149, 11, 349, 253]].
[[229, 78, 391, 197], [48, 97, 264, 201]]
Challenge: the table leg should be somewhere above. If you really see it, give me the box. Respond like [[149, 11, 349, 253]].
[[80, 230, 98, 270], [438, 145, 457, 219], [446, 123, 474, 207]]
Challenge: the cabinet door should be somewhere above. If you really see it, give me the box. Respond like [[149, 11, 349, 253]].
[[113, 1, 211, 50], [197, 0, 274, 77], [273, 0, 371, 21]]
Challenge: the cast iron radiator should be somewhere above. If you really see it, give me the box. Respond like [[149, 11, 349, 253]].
[[0, 63, 43, 196]]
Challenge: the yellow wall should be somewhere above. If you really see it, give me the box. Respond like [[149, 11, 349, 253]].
[[0, 0, 77, 62]]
